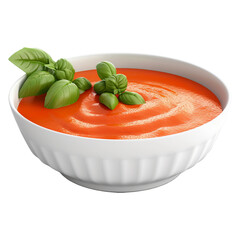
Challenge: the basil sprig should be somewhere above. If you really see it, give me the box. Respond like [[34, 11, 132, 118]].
[[94, 74, 127, 95], [93, 61, 145, 110], [105, 74, 127, 94], [9, 48, 92, 109], [9, 48, 144, 110]]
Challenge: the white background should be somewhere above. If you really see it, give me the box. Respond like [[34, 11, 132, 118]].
[[1, 0, 239, 239]]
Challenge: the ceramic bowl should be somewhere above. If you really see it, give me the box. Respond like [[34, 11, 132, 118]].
[[9, 54, 229, 192]]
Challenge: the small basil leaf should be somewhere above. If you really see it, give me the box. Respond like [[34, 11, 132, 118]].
[[9, 48, 53, 75], [19, 71, 55, 98], [99, 93, 119, 110], [55, 58, 75, 81], [73, 77, 92, 91], [56, 68, 73, 81], [105, 74, 128, 94], [96, 61, 116, 80], [44, 80, 80, 109], [119, 91, 145, 105], [94, 80, 107, 94]]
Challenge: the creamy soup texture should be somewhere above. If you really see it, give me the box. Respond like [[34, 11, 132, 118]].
[[18, 69, 222, 139]]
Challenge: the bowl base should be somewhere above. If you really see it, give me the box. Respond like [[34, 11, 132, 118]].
[[61, 174, 180, 192]]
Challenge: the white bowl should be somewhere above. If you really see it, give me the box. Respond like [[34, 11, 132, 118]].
[[9, 54, 229, 192]]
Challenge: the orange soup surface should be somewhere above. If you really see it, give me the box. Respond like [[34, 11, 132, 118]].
[[18, 69, 222, 139]]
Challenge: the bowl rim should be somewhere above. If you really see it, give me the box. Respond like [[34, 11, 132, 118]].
[[9, 53, 230, 142]]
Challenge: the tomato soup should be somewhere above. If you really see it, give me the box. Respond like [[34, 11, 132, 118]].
[[17, 69, 222, 139]]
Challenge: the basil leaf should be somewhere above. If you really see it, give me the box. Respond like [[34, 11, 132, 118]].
[[44, 80, 80, 109], [96, 61, 116, 80], [73, 77, 92, 91], [78, 89, 85, 95], [55, 58, 75, 81], [94, 80, 107, 94], [45, 62, 56, 70], [99, 93, 119, 110], [105, 74, 128, 94], [119, 91, 145, 105], [44, 62, 56, 75], [9, 47, 53, 75], [19, 71, 55, 98]]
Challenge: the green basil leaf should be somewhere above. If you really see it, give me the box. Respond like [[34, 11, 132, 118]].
[[44, 62, 56, 75], [79, 89, 85, 95], [44, 80, 80, 109], [9, 47, 53, 75], [73, 77, 92, 91], [19, 71, 55, 98], [119, 91, 145, 105], [45, 62, 56, 70], [55, 59, 75, 81], [96, 61, 116, 80], [105, 74, 128, 94], [99, 92, 119, 110], [93, 80, 107, 94]]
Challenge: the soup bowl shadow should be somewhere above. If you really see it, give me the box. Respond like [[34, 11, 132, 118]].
[[9, 54, 229, 192]]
